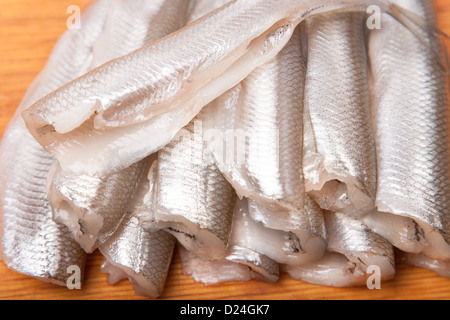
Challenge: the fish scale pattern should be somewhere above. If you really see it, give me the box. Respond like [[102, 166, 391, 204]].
[[304, 11, 377, 201], [1, 128, 86, 285], [0, 0, 112, 284], [100, 213, 176, 296], [49, 159, 146, 253], [371, 12, 450, 245], [156, 120, 236, 248], [230, 27, 305, 211]]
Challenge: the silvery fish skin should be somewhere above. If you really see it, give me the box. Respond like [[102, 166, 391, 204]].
[[0, 0, 112, 284], [47, 160, 146, 253], [46, 0, 183, 253], [397, 251, 450, 278], [285, 212, 395, 287], [152, 119, 237, 260], [369, 0, 450, 259], [91, 0, 191, 69], [179, 199, 280, 284], [247, 196, 327, 265], [303, 12, 376, 217], [202, 27, 305, 212], [143, 1, 238, 261], [99, 163, 176, 298], [22, 0, 382, 177]]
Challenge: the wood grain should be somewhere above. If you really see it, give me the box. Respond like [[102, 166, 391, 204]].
[[0, 0, 449, 300]]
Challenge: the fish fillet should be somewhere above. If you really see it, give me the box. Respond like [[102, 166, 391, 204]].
[[46, 0, 186, 253], [47, 160, 146, 253], [303, 11, 376, 218], [247, 196, 327, 265], [99, 161, 176, 298], [285, 212, 395, 287], [151, 118, 237, 260], [361, 210, 427, 254], [22, 0, 384, 177], [229, 198, 315, 267], [179, 198, 281, 284], [0, 0, 112, 284], [201, 27, 306, 212], [368, 0, 450, 259]]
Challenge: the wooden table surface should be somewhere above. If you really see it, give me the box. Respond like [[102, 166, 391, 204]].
[[0, 0, 449, 300]]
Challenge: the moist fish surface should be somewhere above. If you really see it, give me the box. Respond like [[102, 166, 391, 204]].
[[361, 210, 427, 254], [179, 244, 279, 284], [247, 196, 327, 265], [22, 0, 383, 177], [179, 199, 280, 284], [140, 0, 237, 262], [151, 118, 237, 260], [368, 0, 450, 259], [0, 0, 112, 284], [397, 251, 450, 278], [47, 160, 146, 253], [46, 0, 188, 253], [227, 197, 303, 269], [285, 212, 395, 287], [302, 11, 376, 218], [99, 160, 175, 298], [201, 26, 306, 212]]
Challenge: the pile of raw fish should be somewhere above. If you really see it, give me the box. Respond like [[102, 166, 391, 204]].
[[1, 0, 449, 298]]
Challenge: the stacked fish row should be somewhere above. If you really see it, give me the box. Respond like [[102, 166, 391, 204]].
[[0, 0, 449, 298]]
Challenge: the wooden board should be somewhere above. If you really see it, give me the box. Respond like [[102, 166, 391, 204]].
[[0, 0, 449, 300]]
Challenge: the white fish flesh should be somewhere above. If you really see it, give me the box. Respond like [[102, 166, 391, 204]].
[[47, 160, 146, 253], [178, 245, 275, 284], [247, 196, 327, 265], [285, 212, 395, 287], [397, 251, 450, 278], [22, 0, 384, 177]]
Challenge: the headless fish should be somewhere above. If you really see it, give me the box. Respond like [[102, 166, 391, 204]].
[[228, 197, 315, 267], [201, 27, 306, 212], [284, 212, 395, 287], [368, 0, 450, 259], [47, 160, 146, 253], [100, 159, 175, 298], [46, 0, 186, 253], [302, 11, 376, 218], [151, 119, 237, 260], [179, 198, 280, 284], [247, 196, 327, 265], [0, 0, 112, 284], [22, 0, 386, 177]]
